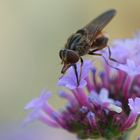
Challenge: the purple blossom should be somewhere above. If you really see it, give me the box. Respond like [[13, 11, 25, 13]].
[[25, 58, 140, 139], [109, 35, 140, 63], [57, 60, 93, 89], [25, 90, 51, 110], [117, 59, 140, 76], [89, 88, 122, 113], [86, 112, 97, 128], [24, 90, 61, 127], [128, 98, 140, 113], [103, 32, 140, 76], [25, 32, 140, 139], [89, 88, 114, 105], [121, 97, 140, 131]]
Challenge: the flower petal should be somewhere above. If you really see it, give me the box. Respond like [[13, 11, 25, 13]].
[[57, 60, 93, 89], [128, 97, 140, 114], [25, 90, 52, 110], [118, 59, 140, 76]]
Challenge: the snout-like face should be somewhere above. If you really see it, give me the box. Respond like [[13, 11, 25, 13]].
[[59, 49, 79, 74]]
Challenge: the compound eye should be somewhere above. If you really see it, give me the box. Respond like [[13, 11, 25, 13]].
[[59, 49, 64, 60], [66, 50, 79, 64], [59, 49, 79, 64]]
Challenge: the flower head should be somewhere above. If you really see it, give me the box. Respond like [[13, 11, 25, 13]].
[[25, 32, 140, 139], [103, 32, 140, 77]]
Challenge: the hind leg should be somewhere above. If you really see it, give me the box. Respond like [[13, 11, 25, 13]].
[[88, 51, 119, 70], [92, 36, 120, 63], [107, 46, 121, 63]]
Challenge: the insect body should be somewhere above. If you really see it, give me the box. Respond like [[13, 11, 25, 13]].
[[59, 9, 117, 86]]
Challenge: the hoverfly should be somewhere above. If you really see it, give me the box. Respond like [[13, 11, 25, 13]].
[[59, 9, 118, 86]]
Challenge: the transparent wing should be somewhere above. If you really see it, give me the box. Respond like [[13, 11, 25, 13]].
[[83, 9, 116, 38]]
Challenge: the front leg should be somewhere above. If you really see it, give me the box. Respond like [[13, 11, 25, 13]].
[[73, 64, 79, 86], [78, 57, 83, 85]]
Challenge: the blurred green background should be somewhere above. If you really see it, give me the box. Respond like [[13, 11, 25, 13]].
[[0, 0, 140, 139]]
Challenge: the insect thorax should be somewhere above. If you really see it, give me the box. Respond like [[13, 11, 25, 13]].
[[65, 31, 90, 56]]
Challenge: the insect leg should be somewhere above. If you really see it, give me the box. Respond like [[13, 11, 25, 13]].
[[73, 64, 79, 86], [78, 57, 83, 84], [107, 46, 121, 63], [91, 45, 121, 64], [88, 51, 119, 70], [91, 45, 107, 53]]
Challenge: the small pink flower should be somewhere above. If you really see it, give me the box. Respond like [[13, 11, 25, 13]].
[[121, 97, 140, 131], [118, 59, 140, 76], [25, 32, 140, 139], [128, 97, 140, 114]]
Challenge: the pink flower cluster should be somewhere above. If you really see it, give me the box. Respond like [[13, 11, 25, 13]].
[[25, 33, 140, 139]]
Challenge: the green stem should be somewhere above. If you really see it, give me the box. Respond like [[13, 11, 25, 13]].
[[116, 135, 128, 140], [77, 134, 129, 140], [103, 134, 128, 140]]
